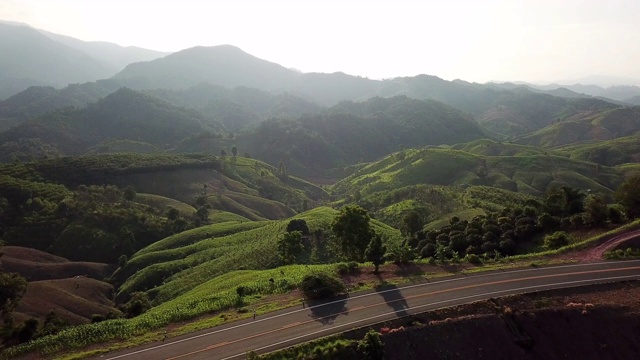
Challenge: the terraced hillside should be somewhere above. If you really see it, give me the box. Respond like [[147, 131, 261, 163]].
[[330, 143, 625, 227]]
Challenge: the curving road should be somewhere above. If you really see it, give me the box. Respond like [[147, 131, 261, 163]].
[[98, 260, 640, 360]]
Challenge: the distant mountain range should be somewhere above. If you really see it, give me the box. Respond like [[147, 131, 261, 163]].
[[0, 21, 167, 99], [2, 19, 640, 107], [508, 82, 640, 104]]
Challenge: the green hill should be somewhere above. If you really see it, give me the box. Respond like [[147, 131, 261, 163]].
[[555, 133, 640, 166], [113, 206, 401, 303], [0, 153, 328, 263], [0, 80, 122, 131], [330, 144, 623, 227], [517, 106, 640, 147], [0, 88, 224, 161]]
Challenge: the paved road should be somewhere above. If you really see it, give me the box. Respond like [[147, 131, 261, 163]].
[[99, 260, 640, 360]]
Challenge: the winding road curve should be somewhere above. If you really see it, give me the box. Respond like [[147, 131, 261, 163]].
[[95, 260, 640, 360]]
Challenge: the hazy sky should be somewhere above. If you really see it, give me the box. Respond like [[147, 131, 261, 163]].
[[1, 0, 639, 84]]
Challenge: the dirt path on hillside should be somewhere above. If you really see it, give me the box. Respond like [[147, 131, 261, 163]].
[[562, 228, 640, 262]]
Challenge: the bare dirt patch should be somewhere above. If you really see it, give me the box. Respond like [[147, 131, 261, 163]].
[[1, 246, 112, 281], [14, 277, 118, 325], [2, 246, 117, 326], [555, 229, 640, 262]]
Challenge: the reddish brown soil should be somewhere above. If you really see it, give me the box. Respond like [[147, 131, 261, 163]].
[[1, 246, 68, 263], [14, 277, 118, 325], [1, 246, 113, 281], [1, 246, 118, 326], [556, 229, 640, 262]]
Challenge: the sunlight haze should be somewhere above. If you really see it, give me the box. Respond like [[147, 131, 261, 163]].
[[1, 0, 639, 84]]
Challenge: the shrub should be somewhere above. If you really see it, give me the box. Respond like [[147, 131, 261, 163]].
[[466, 253, 482, 265], [420, 243, 436, 258], [122, 292, 151, 318], [543, 231, 570, 249], [236, 286, 247, 298], [386, 242, 415, 264], [357, 330, 384, 360], [336, 261, 360, 275]]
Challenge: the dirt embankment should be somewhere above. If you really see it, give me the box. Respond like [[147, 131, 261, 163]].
[[557, 229, 640, 262], [347, 281, 640, 360]]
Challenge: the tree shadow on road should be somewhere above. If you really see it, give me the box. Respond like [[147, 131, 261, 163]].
[[375, 283, 409, 317], [307, 294, 349, 325]]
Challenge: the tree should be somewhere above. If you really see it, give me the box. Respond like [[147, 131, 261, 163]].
[[300, 273, 345, 300], [195, 195, 207, 207], [544, 231, 570, 249], [386, 241, 415, 264], [365, 235, 386, 273], [277, 231, 304, 265], [331, 205, 374, 262], [286, 219, 310, 235], [166, 207, 180, 221], [123, 186, 136, 202], [17, 318, 39, 343], [123, 292, 151, 318], [583, 194, 608, 227], [357, 330, 385, 360], [231, 146, 238, 157], [278, 160, 287, 177], [537, 212, 559, 232], [0, 272, 28, 324], [615, 174, 640, 219], [236, 285, 247, 298], [196, 206, 210, 223], [401, 210, 423, 237], [544, 186, 585, 216]]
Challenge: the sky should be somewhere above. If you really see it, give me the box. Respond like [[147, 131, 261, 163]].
[[1, 0, 639, 85]]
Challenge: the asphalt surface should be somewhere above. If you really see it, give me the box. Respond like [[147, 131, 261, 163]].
[[98, 260, 640, 360]]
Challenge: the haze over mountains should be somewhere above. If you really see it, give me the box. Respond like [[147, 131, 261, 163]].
[[1, 20, 640, 179], [1, 20, 639, 102], [0, 21, 167, 99]]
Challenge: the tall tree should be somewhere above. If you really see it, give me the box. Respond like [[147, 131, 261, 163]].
[[286, 219, 310, 235], [278, 160, 287, 177], [365, 235, 386, 273], [277, 230, 304, 265], [583, 194, 608, 227], [231, 146, 238, 157], [401, 210, 424, 237], [615, 174, 640, 219], [331, 205, 374, 262]]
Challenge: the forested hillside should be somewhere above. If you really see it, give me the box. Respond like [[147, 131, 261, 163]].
[[228, 96, 485, 176], [0, 88, 224, 161]]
